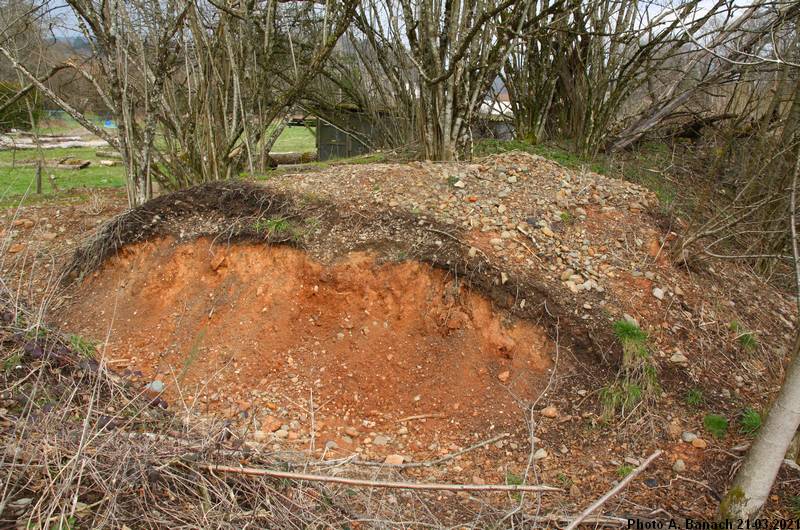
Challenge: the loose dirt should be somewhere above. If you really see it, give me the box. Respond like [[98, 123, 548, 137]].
[[62, 236, 554, 460]]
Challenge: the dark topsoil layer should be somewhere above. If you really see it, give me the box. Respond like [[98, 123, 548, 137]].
[[64, 180, 610, 368]]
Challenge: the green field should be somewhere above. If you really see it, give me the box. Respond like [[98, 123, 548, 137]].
[[0, 125, 317, 206], [0, 146, 126, 204], [272, 126, 315, 152]]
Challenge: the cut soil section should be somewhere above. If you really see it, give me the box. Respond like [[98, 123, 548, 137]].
[[62, 236, 554, 458]]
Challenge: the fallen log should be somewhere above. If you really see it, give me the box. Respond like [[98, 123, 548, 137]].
[[269, 151, 318, 165]]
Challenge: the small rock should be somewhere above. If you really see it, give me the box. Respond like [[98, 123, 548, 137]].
[[691, 438, 708, 449], [673, 459, 686, 473], [253, 430, 269, 442], [533, 448, 548, 460], [373, 435, 390, 446], [681, 431, 697, 443], [670, 353, 689, 364], [7, 243, 24, 254], [497, 370, 510, 383], [384, 454, 405, 465], [344, 426, 359, 437], [540, 406, 558, 418], [652, 287, 665, 300], [541, 226, 555, 238], [325, 440, 338, 450], [146, 380, 165, 393], [274, 429, 289, 439], [454, 180, 466, 188]]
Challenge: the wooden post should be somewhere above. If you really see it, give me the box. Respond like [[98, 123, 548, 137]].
[[35, 162, 42, 194]]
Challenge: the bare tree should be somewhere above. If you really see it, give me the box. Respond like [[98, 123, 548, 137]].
[[504, 0, 724, 157], [1, 0, 357, 206]]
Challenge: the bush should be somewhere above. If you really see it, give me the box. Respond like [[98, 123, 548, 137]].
[[0, 82, 43, 131]]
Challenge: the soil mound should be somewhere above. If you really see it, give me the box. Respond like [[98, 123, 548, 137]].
[[62, 236, 554, 457]]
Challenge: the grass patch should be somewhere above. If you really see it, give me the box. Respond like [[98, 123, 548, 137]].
[[69, 334, 98, 359], [684, 388, 704, 407], [703, 413, 729, 439], [0, 165, 124, 204], [601, 320, 659, 419], [272, 126, 316, 153], [738, 408, 762, 435], [729, 321, 758, 351], [616, 465, 635, 478], [253, 217, 291, 234]]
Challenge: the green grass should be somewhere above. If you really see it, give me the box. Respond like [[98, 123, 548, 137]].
[[730, 321, 758, 351], [685, 388, 704, 407], [738, 332, 758, 352], [738, 408, 762, 435], [69, 334, 98, 359], [272, 126, 316, 153], [0, 165, 125, 206], [616, 464, 635, 478], [0, 145, 125, 207], [601, 319, 659, 419], [703, 413, 729, 439]]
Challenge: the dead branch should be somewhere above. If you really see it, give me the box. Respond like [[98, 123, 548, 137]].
[[564, 450, 663, 530], [196, 463, 562, 493]]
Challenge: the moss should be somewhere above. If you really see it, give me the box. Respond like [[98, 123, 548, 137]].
[[718, 486, 746, 521]]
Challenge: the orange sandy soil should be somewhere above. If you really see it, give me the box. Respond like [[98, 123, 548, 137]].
[[60, 236, 555, 463]]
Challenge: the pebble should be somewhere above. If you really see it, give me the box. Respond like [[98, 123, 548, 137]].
[[673, 459, 686, 473], [691, 438, 708, 449], [652, 287, 665, 300], [540, 406, 558, 418], [533, 448, 548, 460], [146, 380, 165, 393], [670, 352, 689, 364], [384, 454, 405, 465], [681, 431, 697, 443], [497, 370, 510, 382], [373, 435, 390, 446]]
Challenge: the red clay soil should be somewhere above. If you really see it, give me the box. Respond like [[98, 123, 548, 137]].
[[61, 236, 554, 458]]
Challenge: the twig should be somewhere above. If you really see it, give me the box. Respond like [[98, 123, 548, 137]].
[[564, 450, 663, 530], [197, 463, 562, 493], [395, 413, 444, 422]]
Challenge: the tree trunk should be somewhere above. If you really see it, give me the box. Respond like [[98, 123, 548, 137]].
[[719, 339, 800, 519]]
